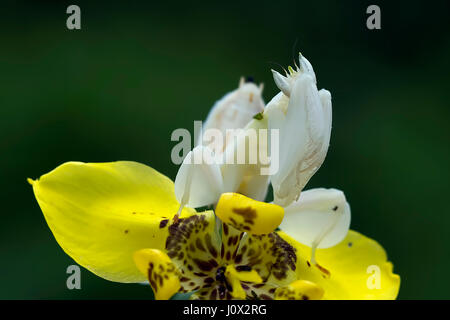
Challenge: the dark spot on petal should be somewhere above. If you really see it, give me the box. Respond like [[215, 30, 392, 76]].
[[315, 263, 331, 277], [159, 219, 169, 228], [196, 238, 206, 252], [236, 265, 252, 272], [193, 259, 215, 272], [223, 223, 229, 235], [205, 234, 218, 257], [210, 288, 217, 300], [204, 277, 214, 284]]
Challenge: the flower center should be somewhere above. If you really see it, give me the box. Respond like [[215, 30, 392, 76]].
[[165, 211, 298, 299], [215, 266, 227, 283]]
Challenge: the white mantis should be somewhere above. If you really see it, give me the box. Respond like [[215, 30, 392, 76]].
[[173, 53, 351, 266]]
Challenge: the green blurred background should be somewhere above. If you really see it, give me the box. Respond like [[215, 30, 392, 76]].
[[1, 0, 449, 299]]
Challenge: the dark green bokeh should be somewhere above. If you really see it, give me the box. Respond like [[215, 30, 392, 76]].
[[1, 0, 449, 299]]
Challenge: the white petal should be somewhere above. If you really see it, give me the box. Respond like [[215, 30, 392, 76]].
[[174, 146, 224, 208], [279, 188, 351, 249]]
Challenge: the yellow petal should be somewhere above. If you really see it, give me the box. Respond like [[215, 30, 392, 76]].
[[275, 280, 324, 300], [134, 249, 180, 300], [225, 265, 262, 299], [215, 193, 284, 235], [29, 161, 195, 283], [279, 230, 400, 299]]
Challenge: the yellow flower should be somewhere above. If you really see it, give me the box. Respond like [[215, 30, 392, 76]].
[[28, 52, 400, 300], [29, 161, 400, 300]]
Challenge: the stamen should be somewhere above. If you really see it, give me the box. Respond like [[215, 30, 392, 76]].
[[310, 243, 318, 265], [225, 265, 262, 299], [309, 207, 343, 275], [173, 203, 184, 223]]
